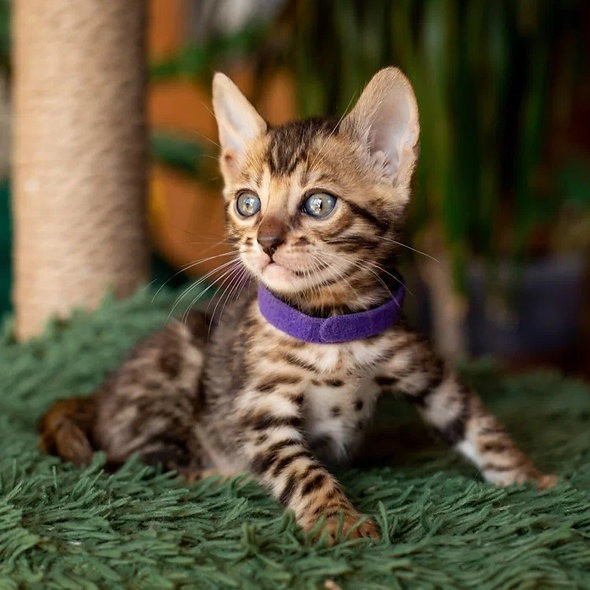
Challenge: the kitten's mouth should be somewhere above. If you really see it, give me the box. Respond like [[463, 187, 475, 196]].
[[263, 260, 292, 276], [259, 259, 300, 291], [248, 251, 315, 293]]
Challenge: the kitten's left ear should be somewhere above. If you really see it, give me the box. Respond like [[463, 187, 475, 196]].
[[212, 73, 267, 179], [342, 67, 419, 187]]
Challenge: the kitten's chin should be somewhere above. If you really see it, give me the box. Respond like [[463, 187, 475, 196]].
[[260, 262, 298, 293]]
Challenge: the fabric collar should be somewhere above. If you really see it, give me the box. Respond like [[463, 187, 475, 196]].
[[257, 280, 405, 344]]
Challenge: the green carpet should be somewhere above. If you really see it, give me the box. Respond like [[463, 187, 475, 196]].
[[1, 289, 590, 589]]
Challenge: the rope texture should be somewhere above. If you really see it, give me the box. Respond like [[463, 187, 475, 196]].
[[12, 0, 149, 339]]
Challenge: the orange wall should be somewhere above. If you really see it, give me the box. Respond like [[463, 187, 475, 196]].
[[147, 0, 296, 276]]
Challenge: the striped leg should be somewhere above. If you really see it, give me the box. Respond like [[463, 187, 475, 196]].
[[237, 381, 379, 543], [376, 333, 557, 489]]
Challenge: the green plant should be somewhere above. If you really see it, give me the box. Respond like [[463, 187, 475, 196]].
[[149, 21, 271, 184], [153, 1, 589, 291], [275, 0, 588, 290], [150, 21, 268, 83]]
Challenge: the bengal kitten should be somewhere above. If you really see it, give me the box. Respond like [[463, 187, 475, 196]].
[[40, 68, 556, 544]]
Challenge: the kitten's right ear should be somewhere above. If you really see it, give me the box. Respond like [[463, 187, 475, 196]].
[[212, 73, 267, 179]]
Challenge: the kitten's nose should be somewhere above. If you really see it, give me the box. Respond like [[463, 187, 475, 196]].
[[257, 217, 287, 257], [257, 234, 285, 257]]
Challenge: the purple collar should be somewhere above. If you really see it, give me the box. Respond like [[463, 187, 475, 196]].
[[257, 282, 405, 344]]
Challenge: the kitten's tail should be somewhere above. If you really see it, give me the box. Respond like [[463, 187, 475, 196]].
[[38, 396, 97, 466]]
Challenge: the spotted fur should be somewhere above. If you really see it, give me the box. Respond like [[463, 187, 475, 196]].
[[39, 68, 555, 545]]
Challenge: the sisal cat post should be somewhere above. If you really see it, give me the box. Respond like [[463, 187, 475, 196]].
[[11, 0, 149, 340]]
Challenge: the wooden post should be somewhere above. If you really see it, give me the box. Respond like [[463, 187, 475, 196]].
[[11, 0, 149, 339]]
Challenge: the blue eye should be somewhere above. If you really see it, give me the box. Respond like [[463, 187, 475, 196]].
[[236, 192, 261, 217], [302, 193, 336, 218]]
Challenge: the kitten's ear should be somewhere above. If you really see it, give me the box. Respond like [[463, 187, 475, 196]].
[[212, 73, 267, 178], [342, 67, 419, 187]]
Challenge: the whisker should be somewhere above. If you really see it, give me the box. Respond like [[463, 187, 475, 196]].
[[377, 236, 440, 263], [310, 253, 360, 312], [177, 262, 241, 324], [152, 251, 237, 302], [307, 255, 327, 314], [319, 250, 403, 298], [174, 267, 236, 322], [304, 253, 350, 309], [208, 266, 249, 340], [220, 267, 249, 317], [363, 259, 412, 295], [206, 265, 245, 336], [325, 249, 412, 295], [168, 258, 240, 319]]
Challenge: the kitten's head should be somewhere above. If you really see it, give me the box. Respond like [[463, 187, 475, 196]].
[[212, 67, 419, 310]]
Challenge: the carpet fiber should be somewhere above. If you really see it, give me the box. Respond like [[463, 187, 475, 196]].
[[1, 289, 590, 589]]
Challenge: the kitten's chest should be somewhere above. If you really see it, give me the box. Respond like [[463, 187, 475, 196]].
[[293, 338, 389, 374], [303, 375, 380, 465], [299, 339, 386, 465]]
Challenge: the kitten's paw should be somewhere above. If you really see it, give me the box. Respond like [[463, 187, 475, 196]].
[[518, 469, 558, 490], [313, 512, 380, 545], [347, 516, 381, 541], [536, 474, 558, 490], [178, 467, 233, 484], [491, 466, 559, 490]]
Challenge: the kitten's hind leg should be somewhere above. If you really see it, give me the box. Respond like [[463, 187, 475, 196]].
[[91, 310, 211, 473]]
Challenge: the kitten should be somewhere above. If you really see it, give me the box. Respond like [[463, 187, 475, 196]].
[[40, 68, 556, 544]]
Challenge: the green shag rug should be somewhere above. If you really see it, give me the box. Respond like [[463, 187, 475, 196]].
[[1, 288, 590, 590]]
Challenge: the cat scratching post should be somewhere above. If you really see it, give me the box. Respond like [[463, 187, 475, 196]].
[[11, 0, 149, 340]]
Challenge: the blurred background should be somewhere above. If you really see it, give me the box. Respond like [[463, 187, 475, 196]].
[[1, 0, 589, 374]]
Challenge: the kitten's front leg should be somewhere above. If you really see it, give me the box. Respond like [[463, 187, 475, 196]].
[[237, 380, 379, 543], [376, 330, 557, 489]]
